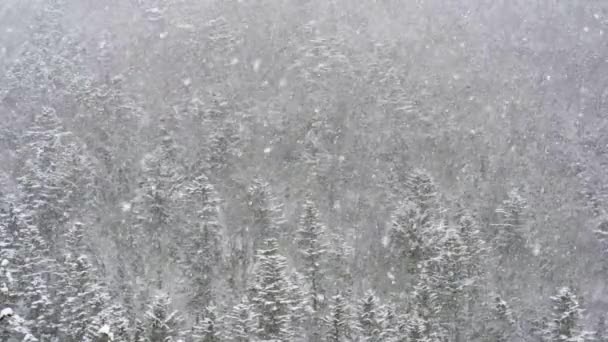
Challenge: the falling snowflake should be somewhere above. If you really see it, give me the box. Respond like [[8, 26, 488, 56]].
[[121, 202, 132, 212], [253, 59, 261, 72]]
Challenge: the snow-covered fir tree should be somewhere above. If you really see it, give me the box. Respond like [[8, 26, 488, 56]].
[[411, 273, 440, 341], [387, 199, 427, 277], [356, 290, 382, 342], [545, 287, 584, 342], [287, 271, 307, 341], [16, 107, 91, 244], [144, 292, 183, 342], [59, 222, 109, 342], [250, 238, 293, 341], [405, 169, 439, 230], [424, 224, 470, 341], [493, 189, 528, 259], [7, 212, 55, 340], [296, 198, 327, 312], [191, 305, 220, 342], [222, 297, 256, 342], [324, 292, 352, 342], [0, 308, 38, 342], [86, 304, 131, 342], [324, 232, 353, 291], [182, 174, 223, 311], [132, 120, 185, 288], [485, 296, 516, 342], [378, 303, 401, 342], [296, 197, 327, 341], [247, 178, 286, 247]]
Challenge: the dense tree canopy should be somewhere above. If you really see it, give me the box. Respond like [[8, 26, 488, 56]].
[[0, 0, 607, 341]]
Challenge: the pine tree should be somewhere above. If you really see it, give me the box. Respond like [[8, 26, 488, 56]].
[[250, 238, 293, 341], [456, 211, 486, 339], [133, 122, 185, 288], [356, 290, 382, 342], [406, 311, 430, 342], [86, 304, 130, 342], [16, 107, 92, 244], [324, 292, 352, 342], [0, 204, 18, 308], [545, 287, 584, 342], [144, 292, 183, 342], [386, 169, 441, 286], [182, 174, 223, 311], [494, 189, 528, 259], [325, 232, 353, 291], [387, 199, 427, 277], [223, 297, 256, 342], [7, 211, 55, 340], [192, 305, 220, 342], [2, 0, 78, 112], [594, 221, 608, 273], [247, 178, 285, 247], [485, 296, 516, 342], [296, 198, 327, 319], [405, 168, 439, 230], [287, 271, 307, 341], [0, 308, 38, 342], [425, 225, 469, 342], [133, 320, 146, 342], [378, 304, 400, 342], [411, 272, 440, 341], [59, 223, 109, 342]]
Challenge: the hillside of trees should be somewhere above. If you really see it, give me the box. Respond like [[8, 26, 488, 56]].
[[1, 0, 608, 341]]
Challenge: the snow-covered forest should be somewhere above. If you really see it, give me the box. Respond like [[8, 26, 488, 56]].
[[1, 0, 608, 341]]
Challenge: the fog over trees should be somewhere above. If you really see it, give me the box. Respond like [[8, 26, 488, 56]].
[[1, 0, 608, 341]]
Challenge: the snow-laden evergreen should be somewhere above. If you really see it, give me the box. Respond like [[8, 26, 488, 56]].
[[250, 238, 293, 342]]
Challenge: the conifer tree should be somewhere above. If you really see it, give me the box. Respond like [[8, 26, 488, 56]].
[[485, 296, 516, 342], [250, 238, 293, 341], [388, 200, 426, 277], [192, 305, 220, 342], [356, 290, 382, 342], [59, 222, 109, 342], [405, 168, 439, 230], [406, 311, 432, 342], [287, 271, 307, 341], [378, 303, 400, 342], [325, 232, 353, 291], [182, 174, 223, 311], [86, 304, 130, 342], [411, 273, 440, 341], [133, 121, 185, 287], [296, 198, 327, 317], [425, 225, 469, 341], [0, 308, 38, 342], [493, 189, 528, 260], [456, 211, 486, 338], [545, 287, 584, 342], [324, 292, 352, 342], [0, 205, 17, 308], [144, 292, 183, 342], [16, 107, 91, 244], [247, 178, 285, 247], [7, 211, 55, 340], [223, 297, 256, 342]]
